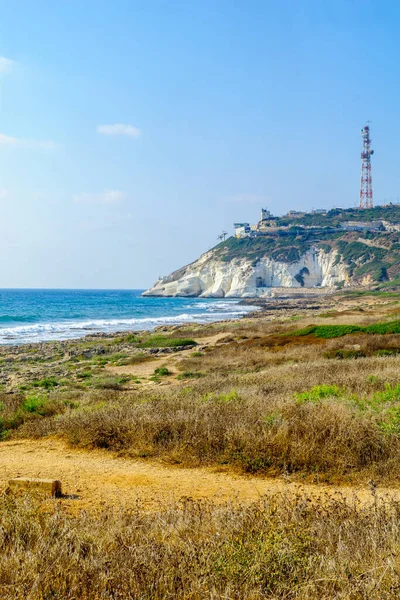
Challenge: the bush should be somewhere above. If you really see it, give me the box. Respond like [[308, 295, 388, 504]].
[[32, 376, 59, 390], [295, 384, 343, 403], [93, 376, 131, 390], [117, 353, 152, 365], [154, 366, 171, 376], [375, 348, 400, 357], [138, 335, 197, 348], [126, 334, 139, 343], [324, 349, 366, 359], [22, 395, 48, 414], [176, 372, 204, 380], [290, 320, 400, 339]]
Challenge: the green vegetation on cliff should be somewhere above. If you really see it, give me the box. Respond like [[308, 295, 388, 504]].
[[212, 205, 400, 283], [276, 204, 400, 227]]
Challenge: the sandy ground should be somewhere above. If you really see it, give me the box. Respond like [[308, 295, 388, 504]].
[[107, 332, 229, 381], [1, 438, 398, 513]]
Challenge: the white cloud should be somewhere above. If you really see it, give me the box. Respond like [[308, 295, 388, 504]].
[[0, 188, 9, 199], [97, 123, 141, 137], [73, 189, 128, 205], [0, 57, 14, 74], [0, 133, 58, 150]]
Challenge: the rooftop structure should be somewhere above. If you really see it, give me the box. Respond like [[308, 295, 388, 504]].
[[340, 220, 383, 232], [260, 208, 271, 221]]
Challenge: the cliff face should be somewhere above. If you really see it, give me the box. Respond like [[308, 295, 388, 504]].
[[143, 247, 348, 298]]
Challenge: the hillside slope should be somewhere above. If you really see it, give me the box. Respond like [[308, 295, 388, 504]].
[[144, 207, 400, 297]]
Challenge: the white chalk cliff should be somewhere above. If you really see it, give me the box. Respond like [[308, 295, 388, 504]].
[[143, 246, 348, 298]]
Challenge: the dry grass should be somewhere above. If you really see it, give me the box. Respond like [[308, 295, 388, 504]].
[[9, 296, 400, 483], [19, 348, 400, 481], [5, 296, 400, 598], [2, 490, 400, 599]]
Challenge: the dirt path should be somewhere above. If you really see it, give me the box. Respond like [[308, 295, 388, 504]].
[[107, 332, 229, 382], [0, 438, 398, 513]]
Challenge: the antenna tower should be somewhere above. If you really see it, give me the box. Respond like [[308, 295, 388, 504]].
[[359, 123, 374, 209]]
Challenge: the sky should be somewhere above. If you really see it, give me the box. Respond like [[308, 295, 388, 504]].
[[1, 0, 400, 289]]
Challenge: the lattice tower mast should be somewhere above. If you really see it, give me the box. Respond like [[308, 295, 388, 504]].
[[359, 124, 374, 209]]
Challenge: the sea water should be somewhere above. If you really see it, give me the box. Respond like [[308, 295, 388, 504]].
[[0, 289, 256, 345]]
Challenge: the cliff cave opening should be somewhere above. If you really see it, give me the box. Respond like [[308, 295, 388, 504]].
[[256, 277, 266, 288]]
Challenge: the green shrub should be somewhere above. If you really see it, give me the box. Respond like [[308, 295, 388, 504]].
[[264, 411, 281, 427], [365, 321, 400, 334], [379, 406, 400, 436], [138, 336, 197, 349], [375, 349, 400, 357], [117, 354, 153, 366], [91, 357, 109, 366], [22, 395, 48, 414], [290, 320, 400, 339], [32, 376, 59, 390], [295, 384, 343, 404], [371, 384, 400, 405], [290, 324, 362, 338], [176, 372, 204, 380], [107, 353, 128, 364], [76, 370, 93, 380], [126, 334, 140, 343], [93, 376, 131, 390], [202, 390, 240, 404], [154, 366, 171, 376], [324, 349, 366, 359], [217, 390, 239, 403]]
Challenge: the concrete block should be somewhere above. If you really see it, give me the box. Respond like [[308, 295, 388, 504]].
[[8, 478, 62, 497]]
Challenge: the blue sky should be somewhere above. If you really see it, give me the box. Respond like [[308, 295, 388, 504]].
[[1, 0, 400, 288]]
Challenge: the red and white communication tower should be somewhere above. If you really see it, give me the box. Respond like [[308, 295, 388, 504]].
[[359, 123, 374, 209]]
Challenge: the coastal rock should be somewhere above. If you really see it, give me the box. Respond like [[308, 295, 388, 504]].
[[143, 247, 348, 298]]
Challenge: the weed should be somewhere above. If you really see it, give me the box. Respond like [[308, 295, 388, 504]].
[[295, 384, 343, 403]]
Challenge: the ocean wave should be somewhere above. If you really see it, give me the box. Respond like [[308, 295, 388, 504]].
[[0, 306, 258, 343], [0, 315, 37, 323], [186, 300, 252, 312]]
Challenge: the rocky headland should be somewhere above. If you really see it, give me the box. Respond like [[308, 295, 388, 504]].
[[144, 205, 400, 298]]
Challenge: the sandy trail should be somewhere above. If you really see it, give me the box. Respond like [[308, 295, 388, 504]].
[[0, 438, 398, 513], [107, 332, 228, 381]]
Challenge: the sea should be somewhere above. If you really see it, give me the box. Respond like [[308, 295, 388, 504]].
[[0, 289, 257, 346]]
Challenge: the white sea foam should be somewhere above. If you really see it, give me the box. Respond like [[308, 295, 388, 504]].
[[0, 303, 258, 345]]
